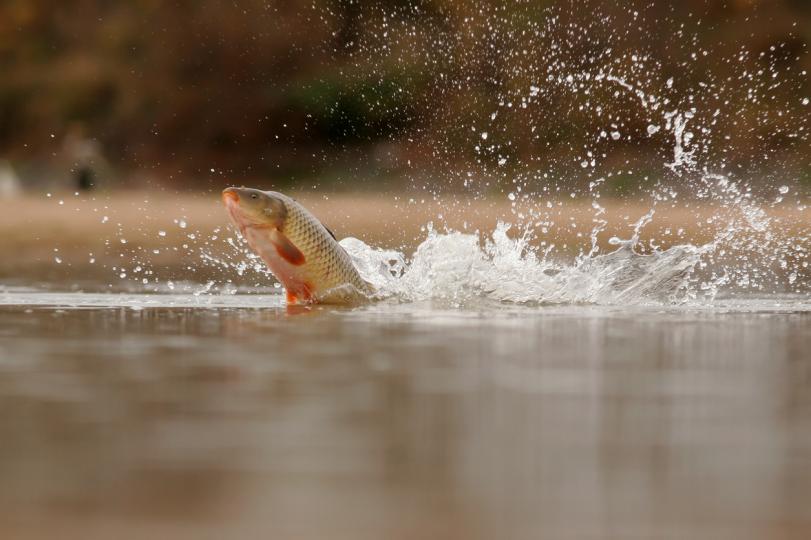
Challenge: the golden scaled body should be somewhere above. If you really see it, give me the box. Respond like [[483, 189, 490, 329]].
[[222, 188, 372, 304]]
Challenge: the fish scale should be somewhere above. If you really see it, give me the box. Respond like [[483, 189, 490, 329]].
[[271, 192, 372, 297]]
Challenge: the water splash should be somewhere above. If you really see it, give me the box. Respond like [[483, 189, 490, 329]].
[[339, 219, 706, 306], [39, 3, 811, 307]]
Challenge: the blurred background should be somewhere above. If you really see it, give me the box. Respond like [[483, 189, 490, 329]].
[[1, 0, 810, 195]]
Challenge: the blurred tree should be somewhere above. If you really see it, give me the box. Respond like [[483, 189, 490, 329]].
[[0, 0, 808, 189]]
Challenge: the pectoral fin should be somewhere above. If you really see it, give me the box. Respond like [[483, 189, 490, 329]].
[[270, 229, 306, 266]]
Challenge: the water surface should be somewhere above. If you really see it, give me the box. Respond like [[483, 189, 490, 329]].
[[1, 290, 810, 539]]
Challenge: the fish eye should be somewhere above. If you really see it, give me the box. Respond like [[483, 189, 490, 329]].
[[251, 193, 258, 200]]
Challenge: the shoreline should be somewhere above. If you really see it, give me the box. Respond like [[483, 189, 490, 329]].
[[1, 192, 808, 285]]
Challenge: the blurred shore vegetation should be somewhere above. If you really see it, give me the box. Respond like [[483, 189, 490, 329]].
[[1, 0, 810, 191]]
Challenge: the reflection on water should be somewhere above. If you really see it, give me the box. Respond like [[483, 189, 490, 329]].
[[1, 293, 810, 539]]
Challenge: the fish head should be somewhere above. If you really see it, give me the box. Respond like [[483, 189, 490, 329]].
[[222, 187, 287, 231]]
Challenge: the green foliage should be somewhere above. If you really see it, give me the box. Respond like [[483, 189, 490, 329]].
[[288, 70, 418, 142]]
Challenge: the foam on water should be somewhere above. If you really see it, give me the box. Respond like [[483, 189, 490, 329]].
[[340, 220, 705, 306], [338, 189, 808, 307], [332, 156, 809, 306]]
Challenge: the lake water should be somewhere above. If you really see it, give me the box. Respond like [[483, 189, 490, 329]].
[[1, 289, 810, 539]]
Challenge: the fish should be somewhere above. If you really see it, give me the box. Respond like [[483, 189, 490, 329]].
[[222, 187, 374, 304]]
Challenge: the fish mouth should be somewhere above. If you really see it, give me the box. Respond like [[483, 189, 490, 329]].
[[222, 187, 249, 232], [222, 187, 240, 205]]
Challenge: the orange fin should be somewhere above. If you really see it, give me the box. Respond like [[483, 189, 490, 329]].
[[286, 285, 314, 306], [270, 230, 305, 266]]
